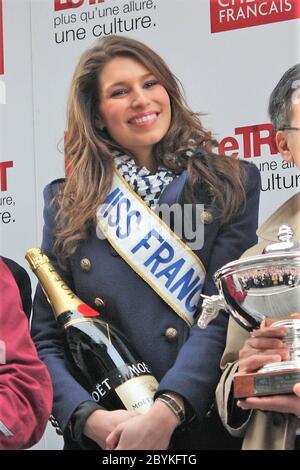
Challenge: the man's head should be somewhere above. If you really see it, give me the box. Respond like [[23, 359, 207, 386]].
[[268, 64, 300, 169]]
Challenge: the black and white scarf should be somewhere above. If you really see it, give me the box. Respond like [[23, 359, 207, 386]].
[[114, 154, 176, 209]]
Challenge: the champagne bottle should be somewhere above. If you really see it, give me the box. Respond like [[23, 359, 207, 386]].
[[26, 248, 158, 413]]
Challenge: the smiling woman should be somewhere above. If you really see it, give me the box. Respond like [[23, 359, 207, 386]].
[[99, 56, 171, 171], [31, 35, 261, 450]]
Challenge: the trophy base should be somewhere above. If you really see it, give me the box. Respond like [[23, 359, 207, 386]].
[[234, 366, 300, 398]]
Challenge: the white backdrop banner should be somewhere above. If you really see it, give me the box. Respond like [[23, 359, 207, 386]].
[[0, 0, 37, 265]]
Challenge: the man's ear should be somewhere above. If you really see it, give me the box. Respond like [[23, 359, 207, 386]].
[[275, 131, 293, 163]]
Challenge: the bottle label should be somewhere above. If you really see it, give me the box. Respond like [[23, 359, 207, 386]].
[[115, 375, 158, 414], [90, 361, 158, 413]]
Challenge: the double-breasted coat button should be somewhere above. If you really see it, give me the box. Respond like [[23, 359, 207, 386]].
[[80, 258, 91, 272], [164, 327, 178, 341], [94, 297, 104, 307], [200, 210, 213, 225]]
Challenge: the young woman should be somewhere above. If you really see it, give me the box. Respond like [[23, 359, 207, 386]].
[[31, 35, 260, 450]]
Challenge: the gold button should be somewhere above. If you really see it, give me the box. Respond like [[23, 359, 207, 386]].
[[94, 297, 104, 307], [200, 210, 213, 224], [164, 327, 178, 341], [80, 258, 91, 272]]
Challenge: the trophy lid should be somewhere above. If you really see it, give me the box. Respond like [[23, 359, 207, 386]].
[[263, 224, 300, 253]]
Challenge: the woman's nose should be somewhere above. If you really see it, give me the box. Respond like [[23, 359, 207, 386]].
[[131, 88, 150, 108]]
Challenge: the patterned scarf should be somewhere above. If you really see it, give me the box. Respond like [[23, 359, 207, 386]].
[[114, 153, 176, 209]]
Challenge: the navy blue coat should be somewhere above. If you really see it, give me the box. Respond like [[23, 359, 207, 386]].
[[31, 162, 260, 449]]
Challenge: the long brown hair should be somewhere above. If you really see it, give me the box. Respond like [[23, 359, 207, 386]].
[[54, 35, 246, 262]]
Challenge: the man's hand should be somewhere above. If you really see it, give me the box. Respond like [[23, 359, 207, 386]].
[[238, 324, 289, 374], [236, 314, 300, 418], [294, 383, 300, 397], [237, 385, 300, 417]]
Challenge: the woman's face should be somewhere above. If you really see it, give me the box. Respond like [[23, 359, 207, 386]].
[[99, 56, 171, 167]]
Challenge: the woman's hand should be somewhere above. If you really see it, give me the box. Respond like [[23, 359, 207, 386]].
[[105, 399, 179, 450], [83, 409, 138, 449]]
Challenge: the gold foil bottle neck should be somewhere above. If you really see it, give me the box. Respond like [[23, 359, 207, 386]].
[[26, 247, 50, 271], [25, 247, 82, 318]]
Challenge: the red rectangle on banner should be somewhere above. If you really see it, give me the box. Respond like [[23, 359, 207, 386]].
[[210, 0, 300, 33], [0, 0, 4, 75], [54, 0, 104, 10]]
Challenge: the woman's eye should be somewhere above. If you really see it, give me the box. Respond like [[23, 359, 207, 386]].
[[111, 88, 128, 97], [144, 80, 158, 88]]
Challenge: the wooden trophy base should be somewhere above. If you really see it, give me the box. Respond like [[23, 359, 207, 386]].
[[234, 369, 300, 398]]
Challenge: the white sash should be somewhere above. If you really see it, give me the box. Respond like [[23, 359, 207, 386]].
[[96, 169, 206, 327]]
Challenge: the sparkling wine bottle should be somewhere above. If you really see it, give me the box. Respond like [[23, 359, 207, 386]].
[[26, 248, 158, 413]]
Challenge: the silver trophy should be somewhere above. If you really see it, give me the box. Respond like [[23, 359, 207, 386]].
[[198, 225, 300, 397]]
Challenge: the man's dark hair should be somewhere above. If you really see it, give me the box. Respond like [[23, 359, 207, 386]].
[[268, 63, 300, 130]]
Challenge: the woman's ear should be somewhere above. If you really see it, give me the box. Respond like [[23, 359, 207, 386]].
[[275, 130, 293, 163]]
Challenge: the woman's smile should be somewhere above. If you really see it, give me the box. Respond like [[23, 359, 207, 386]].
[[127, 111, 160, 127]]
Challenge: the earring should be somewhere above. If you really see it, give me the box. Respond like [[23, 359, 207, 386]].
[[98, 125, 109, 140], [165, 153, 179, 164], [95, 117, 105, 131]]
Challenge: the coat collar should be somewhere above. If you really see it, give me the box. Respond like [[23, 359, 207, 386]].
[[257, 192, 300, 242], [242, 192, 300, 258], [158, 171, 188, 205]]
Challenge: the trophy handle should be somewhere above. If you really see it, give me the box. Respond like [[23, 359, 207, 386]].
[[198, 294, 226, 329]]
